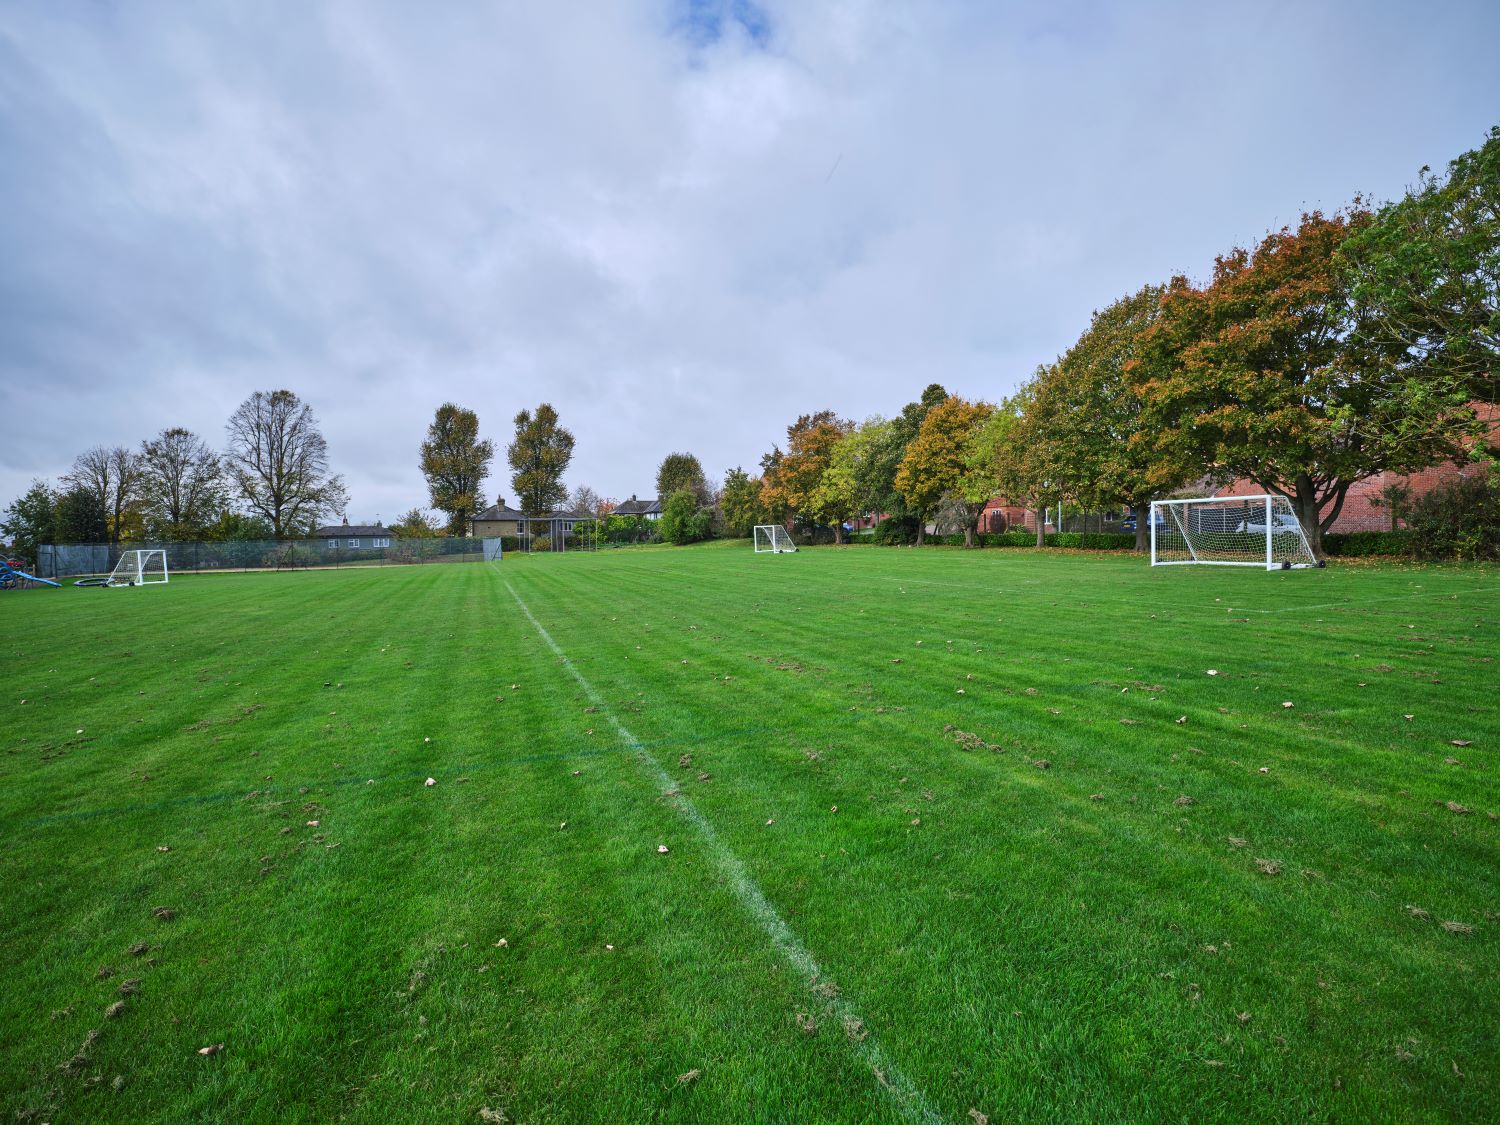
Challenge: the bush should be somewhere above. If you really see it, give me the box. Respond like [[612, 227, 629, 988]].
[[660, 490, 714, 545], [1404, 474, 1500, 560], [1322, 530, 1413, 557], [871, 516, 919, 545], [531, 535, 552, 552]]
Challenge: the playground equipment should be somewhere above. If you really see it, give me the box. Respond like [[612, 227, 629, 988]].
[[0, 557, 61, 589]]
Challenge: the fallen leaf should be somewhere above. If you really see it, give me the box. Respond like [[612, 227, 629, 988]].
[[197, 1043, 224, 1056], [1441, 920, 1474, 935], [675, 1068, 701, 1086], [657, 845, 670, 854], [1254, 858, 1282, 876], [424, 778, 436, 787], [1450, 739, 1472, 747]]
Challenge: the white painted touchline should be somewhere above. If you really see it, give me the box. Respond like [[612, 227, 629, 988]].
[[506, 581, 942, 1125]]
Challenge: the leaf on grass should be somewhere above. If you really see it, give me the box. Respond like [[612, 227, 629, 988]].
[[1444, 802, 1472, 815], [1254, 858, 1282, 876], [1450, 739, 1472, 747], [675, 1068, 701, 1086], [1174, 795, 1196, 807], [197, 1043, 224, 1056], [1440, 921, 1474, 935]]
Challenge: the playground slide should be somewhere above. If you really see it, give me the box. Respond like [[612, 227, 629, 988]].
[[10, 569, 61, 588]]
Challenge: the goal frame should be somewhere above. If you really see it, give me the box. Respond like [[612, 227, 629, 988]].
[[1150, 495, 1318, 571], [753, 524, 797, 554], [107, 548, 170, 587]]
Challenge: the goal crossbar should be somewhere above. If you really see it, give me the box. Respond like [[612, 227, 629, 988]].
[[107, 549, 169, 587], [1150, 495, 1318, 570]]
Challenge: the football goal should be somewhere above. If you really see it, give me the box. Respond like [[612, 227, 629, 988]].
[[107, 549, 169, 587], [1150, 495, 1319, 569], [753, 525, 797, 554]]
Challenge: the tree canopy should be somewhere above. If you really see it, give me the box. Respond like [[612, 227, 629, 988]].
[[656, 453, 711, 506], [225, 390, 347, 537], [894, 396, 993, 546], [507, 403, 574, 517], [420, 403, 493, 535]]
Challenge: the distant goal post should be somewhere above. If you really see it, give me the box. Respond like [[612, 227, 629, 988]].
[[753, 525, 797, 554], [107, 549, 169, 587], [1150, 495, 1320, 570]]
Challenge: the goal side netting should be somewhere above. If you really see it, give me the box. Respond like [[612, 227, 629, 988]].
[[753, 525, 797, 553], [1150, 496, 1318, 570], [107, 549, 169, 587]]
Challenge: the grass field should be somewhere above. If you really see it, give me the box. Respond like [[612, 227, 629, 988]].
[[2, 544, 1497, 1123]]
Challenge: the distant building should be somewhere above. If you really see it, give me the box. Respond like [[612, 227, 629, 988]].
[[312, 519, 394, 549], [471, 496, 587, 539], [613, 495, 662, 520]]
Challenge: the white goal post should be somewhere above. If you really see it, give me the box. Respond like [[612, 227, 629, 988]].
[[753, 524, 797, 554], [1150, 495, 1320, 570], [107, 549, 169, 587]]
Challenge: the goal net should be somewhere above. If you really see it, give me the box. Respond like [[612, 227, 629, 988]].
[[753, 524, 797, 554], [1151, 496, 1318, 569], [107, 549, 170, 587]]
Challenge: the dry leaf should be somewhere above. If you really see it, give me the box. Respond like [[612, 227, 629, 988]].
[[197, 1043, 224, 1056]]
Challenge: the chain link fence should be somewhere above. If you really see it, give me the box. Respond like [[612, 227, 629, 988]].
[[36, 537, 487, 579]]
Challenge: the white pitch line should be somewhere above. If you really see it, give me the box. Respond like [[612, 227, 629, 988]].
[[505, 581, 942, 1125]]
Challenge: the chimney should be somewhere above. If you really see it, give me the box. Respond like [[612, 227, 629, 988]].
[[341, 516, 349, 526]]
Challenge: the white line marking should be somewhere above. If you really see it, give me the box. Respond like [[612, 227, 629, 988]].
[[505, 581, 942, 1124]]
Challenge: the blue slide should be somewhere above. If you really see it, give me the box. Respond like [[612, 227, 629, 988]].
[[1, 558, 62, 588]]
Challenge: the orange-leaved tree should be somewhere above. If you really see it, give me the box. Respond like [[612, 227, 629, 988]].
[[894, 395, 994, 546]]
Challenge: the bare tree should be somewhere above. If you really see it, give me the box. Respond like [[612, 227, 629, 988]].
[[226, 390, 348, 537], [65, 445, 144, 545], [139, 428, 227, 539], [568, 484, 602, 518]]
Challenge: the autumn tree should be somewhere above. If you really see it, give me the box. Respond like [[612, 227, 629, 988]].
[[508, 404, 574, 517], [655, 453, 711, 505], [138, 428, 228, 540], [719, 467, 763, 538], [894, 396, 993, 546], [420, 403, 493, 535], [390, 508, 441, 538], [969, 385, 1066, 547], [813, 418, 898, 544], [759, 411, 853, 539], [65, 445, 144, 545], [1028, 285, 1198, 550], [1132, 207, 1472, 556], [226, 390, 348, 537]]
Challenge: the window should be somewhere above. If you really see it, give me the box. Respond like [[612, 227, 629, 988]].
[[348, 538, 360, 548], [375, 537, 389, 547], [326, 538, 337, 550]]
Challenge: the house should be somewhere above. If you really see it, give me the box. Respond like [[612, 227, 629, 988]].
[[470, 496, 589, 540], [312, 519, 395, 549], [614, 495, 661, 520]]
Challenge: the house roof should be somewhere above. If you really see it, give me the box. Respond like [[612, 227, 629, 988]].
[[614, 497, 660, 516], [471, 505, 589, 523], [313, 523, 392, 538]]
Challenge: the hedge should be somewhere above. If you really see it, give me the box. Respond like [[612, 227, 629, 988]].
[[1321, 530, 1413, 557], [869, 524, 1135, 550]]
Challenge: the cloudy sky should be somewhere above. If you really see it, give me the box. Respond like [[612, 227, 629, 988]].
[[2, 0, 1497, 522]]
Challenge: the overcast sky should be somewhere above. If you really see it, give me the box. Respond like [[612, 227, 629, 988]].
[[2, 1, 1497, 522]]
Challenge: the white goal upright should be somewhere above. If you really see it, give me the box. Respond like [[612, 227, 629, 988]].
[[107, 549, 169, 587], [753, 524, 797, 554], [1150, 495, 1319, 570]]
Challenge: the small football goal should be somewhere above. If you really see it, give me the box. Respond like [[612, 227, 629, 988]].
[[1150, 495, 1319, 569], [753, 525, 797, 554], [107, 549, 169, 587]]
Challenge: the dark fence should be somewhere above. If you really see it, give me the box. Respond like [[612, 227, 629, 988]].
[[36, 537, 487, 579]]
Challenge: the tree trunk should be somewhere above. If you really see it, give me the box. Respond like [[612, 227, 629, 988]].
[[1034, 509, 1045, 547], [833, 524, 844, 546], [964, 524, 975, 549], [1133, 502, 1150, 553], [915, 517, 926, 547]]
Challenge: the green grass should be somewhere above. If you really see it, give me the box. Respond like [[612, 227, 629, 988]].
[[2, 544, 1497, 1123]]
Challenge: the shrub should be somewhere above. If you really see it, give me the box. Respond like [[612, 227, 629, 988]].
[[531, 534, 552, 552], [1322, 530, 1413, 557], [660, 490, 714, 545], [872, 516, 919, 545], [1404, 474, 1500, 560]]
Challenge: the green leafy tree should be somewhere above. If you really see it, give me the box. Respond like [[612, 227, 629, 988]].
[[894, 396, 993, 546], [391, 508, 442, 538], [813, 418, 898, 544], [53, 484, 109, 544], [64, 445, 144, 545], [1340, 126, 1498, 410], [420, 404, 494, 535], [1, 480, 59, 563], [226, 390, 348, 537], [201, 511, 276, 542], [972, 386, 1064, 547], [1132, 208, 1473, 557], [719, 467, 763, 538], [139, 428, 228, 540], [660, 489, 713, 545], [656, 453, 711, 506], [759, 411, 853, 537], [507, 403, 574, 517]]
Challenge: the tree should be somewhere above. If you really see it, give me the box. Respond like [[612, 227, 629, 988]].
[[391, 508, 442, 538], [719, 467, 763, 538], [568, 485, 606, 520], [64, 445, 144, 545], [1029, 285, 1198, 551], [660, 489, 713, 545], [226, 390, 348, 537], [813, 418, 898, 544], [1, 480, 59, 563], [420, 404, 494, 535], [1340, 126, 1498, 410], [894, 396, 993, 546], [759, 411, 852, 537], [656, 453, 711, 506], [138, 428, 227, 540], [1132, 208, 1474, 557], [507, 404, 574, 517], [201, 511, 276, 542], [53, 484, 109, 544]]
